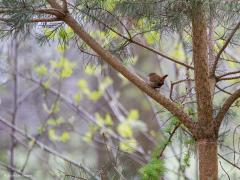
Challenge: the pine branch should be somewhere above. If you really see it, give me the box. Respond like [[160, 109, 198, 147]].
[[75, 4, 194, 70], [0, 17, 60, 23]]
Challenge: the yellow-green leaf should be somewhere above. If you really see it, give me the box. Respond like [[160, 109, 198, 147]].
[[89, 91, 102, 101], [95, 113, 105, 127], [34, 64, 47, 77], [59, 131, 70, 142], [104, 113, 113, 126], [127, 109, 139, 121], [83, 132, 93, 142], [117, 122, 133, 138], [47, 117, 64, 126], [120, 139, 137, 153], [48, 129, 58, 141], [84, 65, 96, 75], [56, 44, 69, 53]]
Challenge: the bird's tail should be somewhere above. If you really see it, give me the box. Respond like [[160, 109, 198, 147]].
[[162, 75, 168, 79]]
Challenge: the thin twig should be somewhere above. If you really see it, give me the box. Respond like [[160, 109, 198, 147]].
[[219, 161, 230, 180], [218, 153, 240, 171], [217, 70, 240, 79], [0, 161, 33, 180], [212, 21, 240, 75], [158, 123, 181, 158], [0, 116, 99, 180]]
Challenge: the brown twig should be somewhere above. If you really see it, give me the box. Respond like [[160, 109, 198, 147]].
[[215, 85, 232, 95], [170, 79, 194, 102], [217, 70, 240, 79], [218, 75, 240, 81]]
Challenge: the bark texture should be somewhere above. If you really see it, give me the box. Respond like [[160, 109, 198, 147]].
[[192, 2, 218, 179], [192, 3, 213, 138], [198, 140, 218, 180]]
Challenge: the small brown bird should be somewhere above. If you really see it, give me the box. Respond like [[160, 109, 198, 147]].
[[148, 73, 168, 89]]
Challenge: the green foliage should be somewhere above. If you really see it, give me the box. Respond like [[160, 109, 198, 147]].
[[143, 31, 160, 45], [139, 139, 166, 179], [139, 159, 165, 180], [164, 115, 179, 134], [34, 64, 47, 78], [47, 117, 64, 126], [76, 75, 113, 102], [119, 138, 137, 153], [117, 122, 133, 138], [48, 129, 70, 142], [50, 57, 76, 78], [83, 113, 113, 142], [127, 109, 139, 121], [183, 151, 191, 167], [95, 112, 113, 127]]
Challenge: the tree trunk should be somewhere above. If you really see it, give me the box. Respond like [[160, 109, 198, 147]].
[[192, 2, 218, 179], [198, 140, 218, 180]]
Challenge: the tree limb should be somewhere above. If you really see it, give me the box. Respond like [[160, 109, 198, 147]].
[[216, 89, 240, 129], [56, 13, 196, 134], [211, 21, 240, 75]]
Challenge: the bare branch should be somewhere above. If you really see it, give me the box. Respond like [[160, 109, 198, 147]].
[[0, 116, 98, 180], [218, 153, 240, 171], [217, 70, 240, 79], [211, 21, 240, 75], [218, 75, 240, 81], [215, 85, 232, 95], [0, 161, 33, 180], [216, 89, 240, 128], [169, 78, 194, 102], [219, 161, 230, 180]]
